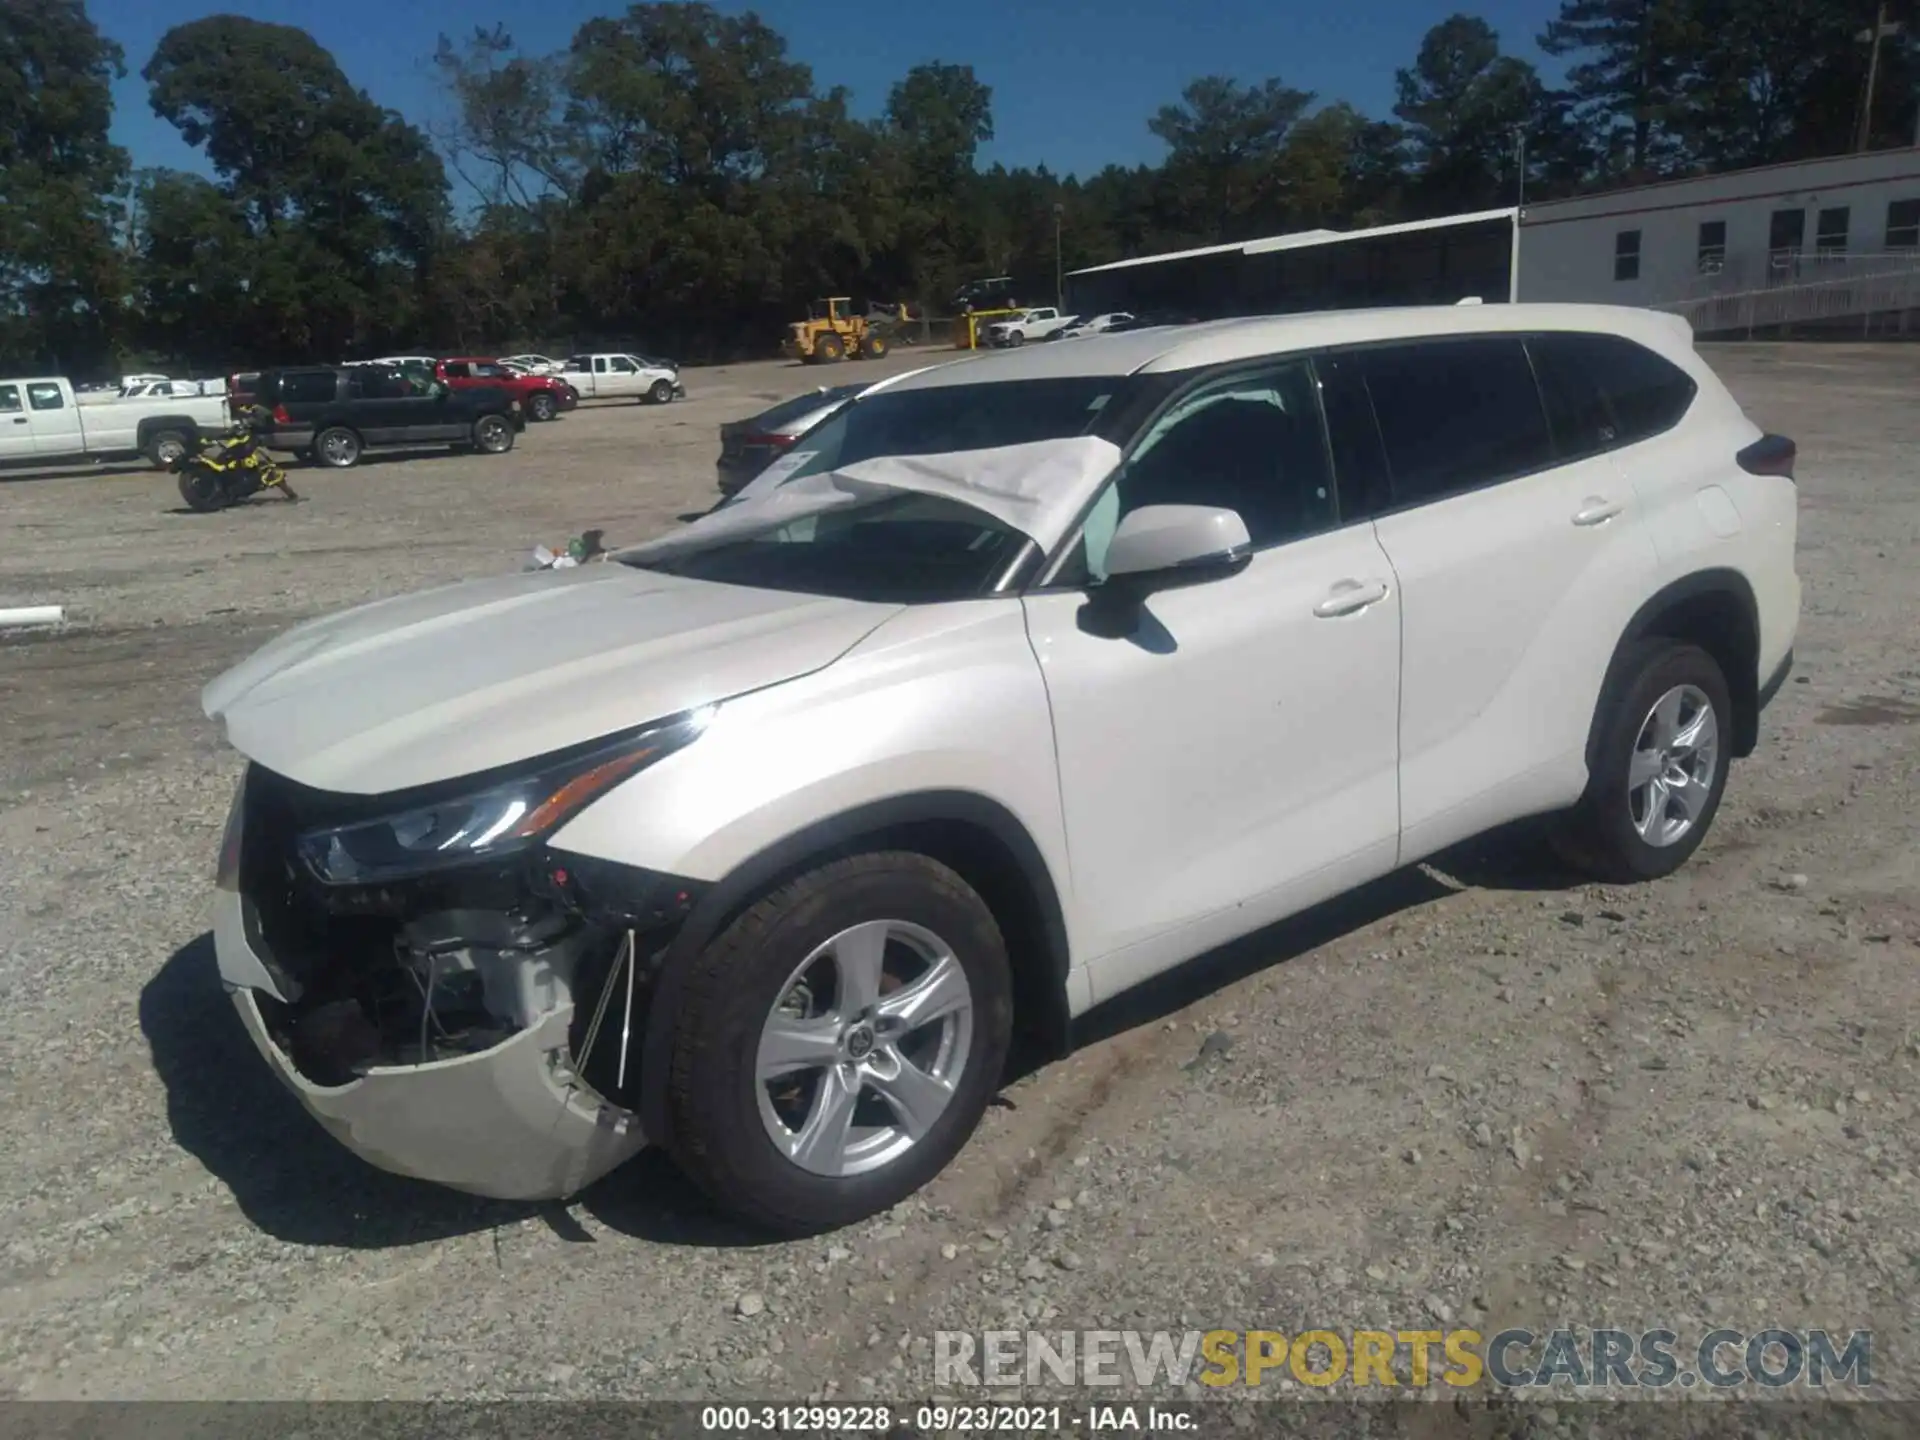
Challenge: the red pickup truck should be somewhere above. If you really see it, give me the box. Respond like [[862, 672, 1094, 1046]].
[[435, 358, 578, 422]]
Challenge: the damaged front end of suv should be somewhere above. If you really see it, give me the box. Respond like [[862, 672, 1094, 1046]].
[[211, 712, 712, 1201]]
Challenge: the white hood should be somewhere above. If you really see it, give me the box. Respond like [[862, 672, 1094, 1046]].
[[621, 436, 1124, 564], [202, 564, 899, 794]]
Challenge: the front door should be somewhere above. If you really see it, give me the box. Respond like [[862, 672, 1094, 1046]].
[[1021, 358, 1403, 1001], [602, 355, 643, 396], [0, 384, 32, 461]]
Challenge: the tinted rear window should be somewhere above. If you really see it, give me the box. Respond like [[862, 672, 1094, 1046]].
[[1586, 333, 1697, 442], [1530, 332, 1695, 455], [271, 371, 338, 405], [1360, 338, 1555, 506], [753, 388, 856, 433]]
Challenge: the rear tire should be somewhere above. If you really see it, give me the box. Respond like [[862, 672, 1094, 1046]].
[[146, 429, 190, 469], [664, 851, 1013, 1236], [472, 414, 515, 454], [1552, 639, 1732, 882], [313, 427, 361, 469]]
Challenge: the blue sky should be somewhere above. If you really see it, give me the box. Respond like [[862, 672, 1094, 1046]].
[[95, 0, 1568, 187]]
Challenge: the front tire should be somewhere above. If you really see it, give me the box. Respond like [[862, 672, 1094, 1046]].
[[176, 467, 229, 512], [472, 414, 515, 453], [313, 426, 362, 469], [664, 852, 1013, 1235], [649, 379, 675, 404], [527, 391, 556, 422], [1553, 640, 1732, 882]]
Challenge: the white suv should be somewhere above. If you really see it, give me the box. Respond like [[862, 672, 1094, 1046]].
[[203, 304, 1799, 1234]]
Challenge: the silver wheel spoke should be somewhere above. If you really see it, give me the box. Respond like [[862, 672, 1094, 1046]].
[[867, 1050, 953, 1141], [1649, 689, 1685, 750], [1671, 706, 1713, 754], [877, 953, 968, 1033], [831, 921, 890, 1017], [1636, 777, 1670, 840], [1671, 772, 1712, 823], [788, 1064, 859, 1173], [757, 1015, 841, 1081], [1628, 747, 1664, 787]]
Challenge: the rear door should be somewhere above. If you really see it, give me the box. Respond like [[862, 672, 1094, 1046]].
[[25, 381, 86, 457], [0, 384, 33, 460], [1342, 334, 1659, 862], [347, 366, 434, 442]]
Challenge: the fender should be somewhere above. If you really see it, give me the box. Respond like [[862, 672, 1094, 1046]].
[[1585, 567, 1762, 770], [635, 789, 1073, 1149]]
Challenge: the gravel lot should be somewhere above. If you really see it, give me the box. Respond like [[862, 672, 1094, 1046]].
[[2, 342, 1918, 1409]]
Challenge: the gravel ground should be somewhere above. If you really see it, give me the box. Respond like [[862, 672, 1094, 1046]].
[[2, 342, 1918, 1411]]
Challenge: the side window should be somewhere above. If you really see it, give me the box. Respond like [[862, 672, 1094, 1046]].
[[0, 384, 21, 413], [1360, 337, 1554, 506], [1583, 334, 1697, 444], [610, 356, 638, 373], [1527, 333, 1619, 461], [27, 383, 65, 411], [442, 362, 469, 379], [1075, 361, 1337, 583], [1613, 230, 1641, 282], [594, 357, 610, 374], [1888, 198, 1920, 249], [1313, 352, 1391, 519]]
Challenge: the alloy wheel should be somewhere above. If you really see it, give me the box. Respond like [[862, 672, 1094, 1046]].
[[1627, 683, 1719, 848], [756, 919, 974, 1178]]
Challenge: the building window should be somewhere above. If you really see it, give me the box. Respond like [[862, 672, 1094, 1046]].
[[1697, 220, 1727, 273], [1888, 199, 1920, 249], [1816, 206, 1850, 256], [1614, 229, 1642, 282]]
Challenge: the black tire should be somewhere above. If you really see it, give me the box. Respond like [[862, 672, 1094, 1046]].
[[313, 426, 361, 469], [862, 333, 890, 360], [176, 467, 229, 512], [1007, 330, 1026, 347], [649, 379, 675, 404], [527, 391, 557, 422], [146, 429, 191, 469], [814, 334, 845, 363], [664, 851, 1014, 1236], [1552, 639, 1733, 883], [472, 413, 515, 453]]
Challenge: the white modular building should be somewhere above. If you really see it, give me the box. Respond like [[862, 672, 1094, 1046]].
[[1064, 147, 1920, 336]]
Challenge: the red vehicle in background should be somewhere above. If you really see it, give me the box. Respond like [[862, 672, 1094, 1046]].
[[436, 357, 577, 422]]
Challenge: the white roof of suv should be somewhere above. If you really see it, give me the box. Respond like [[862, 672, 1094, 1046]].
[[895, 304, 1694, 390]]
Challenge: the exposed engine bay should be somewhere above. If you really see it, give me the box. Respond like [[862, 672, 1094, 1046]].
[[235, 762, 700, 1109]]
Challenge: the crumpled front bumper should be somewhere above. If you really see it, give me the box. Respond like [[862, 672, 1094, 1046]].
[[213, 889, 648, 1201]]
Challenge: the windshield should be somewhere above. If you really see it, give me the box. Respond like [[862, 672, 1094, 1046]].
[[624, 492, 1029, 604], [621, 377, 1120, 602], [775, 376, 1115, 485]]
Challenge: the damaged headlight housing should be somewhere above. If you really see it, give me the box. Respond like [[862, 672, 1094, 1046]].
[[294, 707, 714, 887]]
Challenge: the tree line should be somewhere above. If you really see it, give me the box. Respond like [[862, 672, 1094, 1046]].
[[2, 0, 1915, 377]]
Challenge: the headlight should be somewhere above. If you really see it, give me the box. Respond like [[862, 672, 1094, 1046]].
[[294, 709, 714, 886]]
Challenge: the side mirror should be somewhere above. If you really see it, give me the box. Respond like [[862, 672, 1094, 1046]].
[[1102, 504, 1252, 588]]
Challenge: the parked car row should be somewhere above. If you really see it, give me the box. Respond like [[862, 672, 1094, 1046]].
[[2, 348, 689, 474]]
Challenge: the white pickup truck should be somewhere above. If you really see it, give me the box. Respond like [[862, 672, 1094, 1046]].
[[560, 353, 686, 404], [0, 376, 230, 468], [983, 307, 1077, 346]]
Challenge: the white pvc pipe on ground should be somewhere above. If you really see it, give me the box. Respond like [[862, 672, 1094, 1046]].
[[0, 605, 65, 628]]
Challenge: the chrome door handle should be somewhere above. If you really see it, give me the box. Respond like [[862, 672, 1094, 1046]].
[[1573, 497, 1624, 526], [1313, 579, 1390, 618]]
